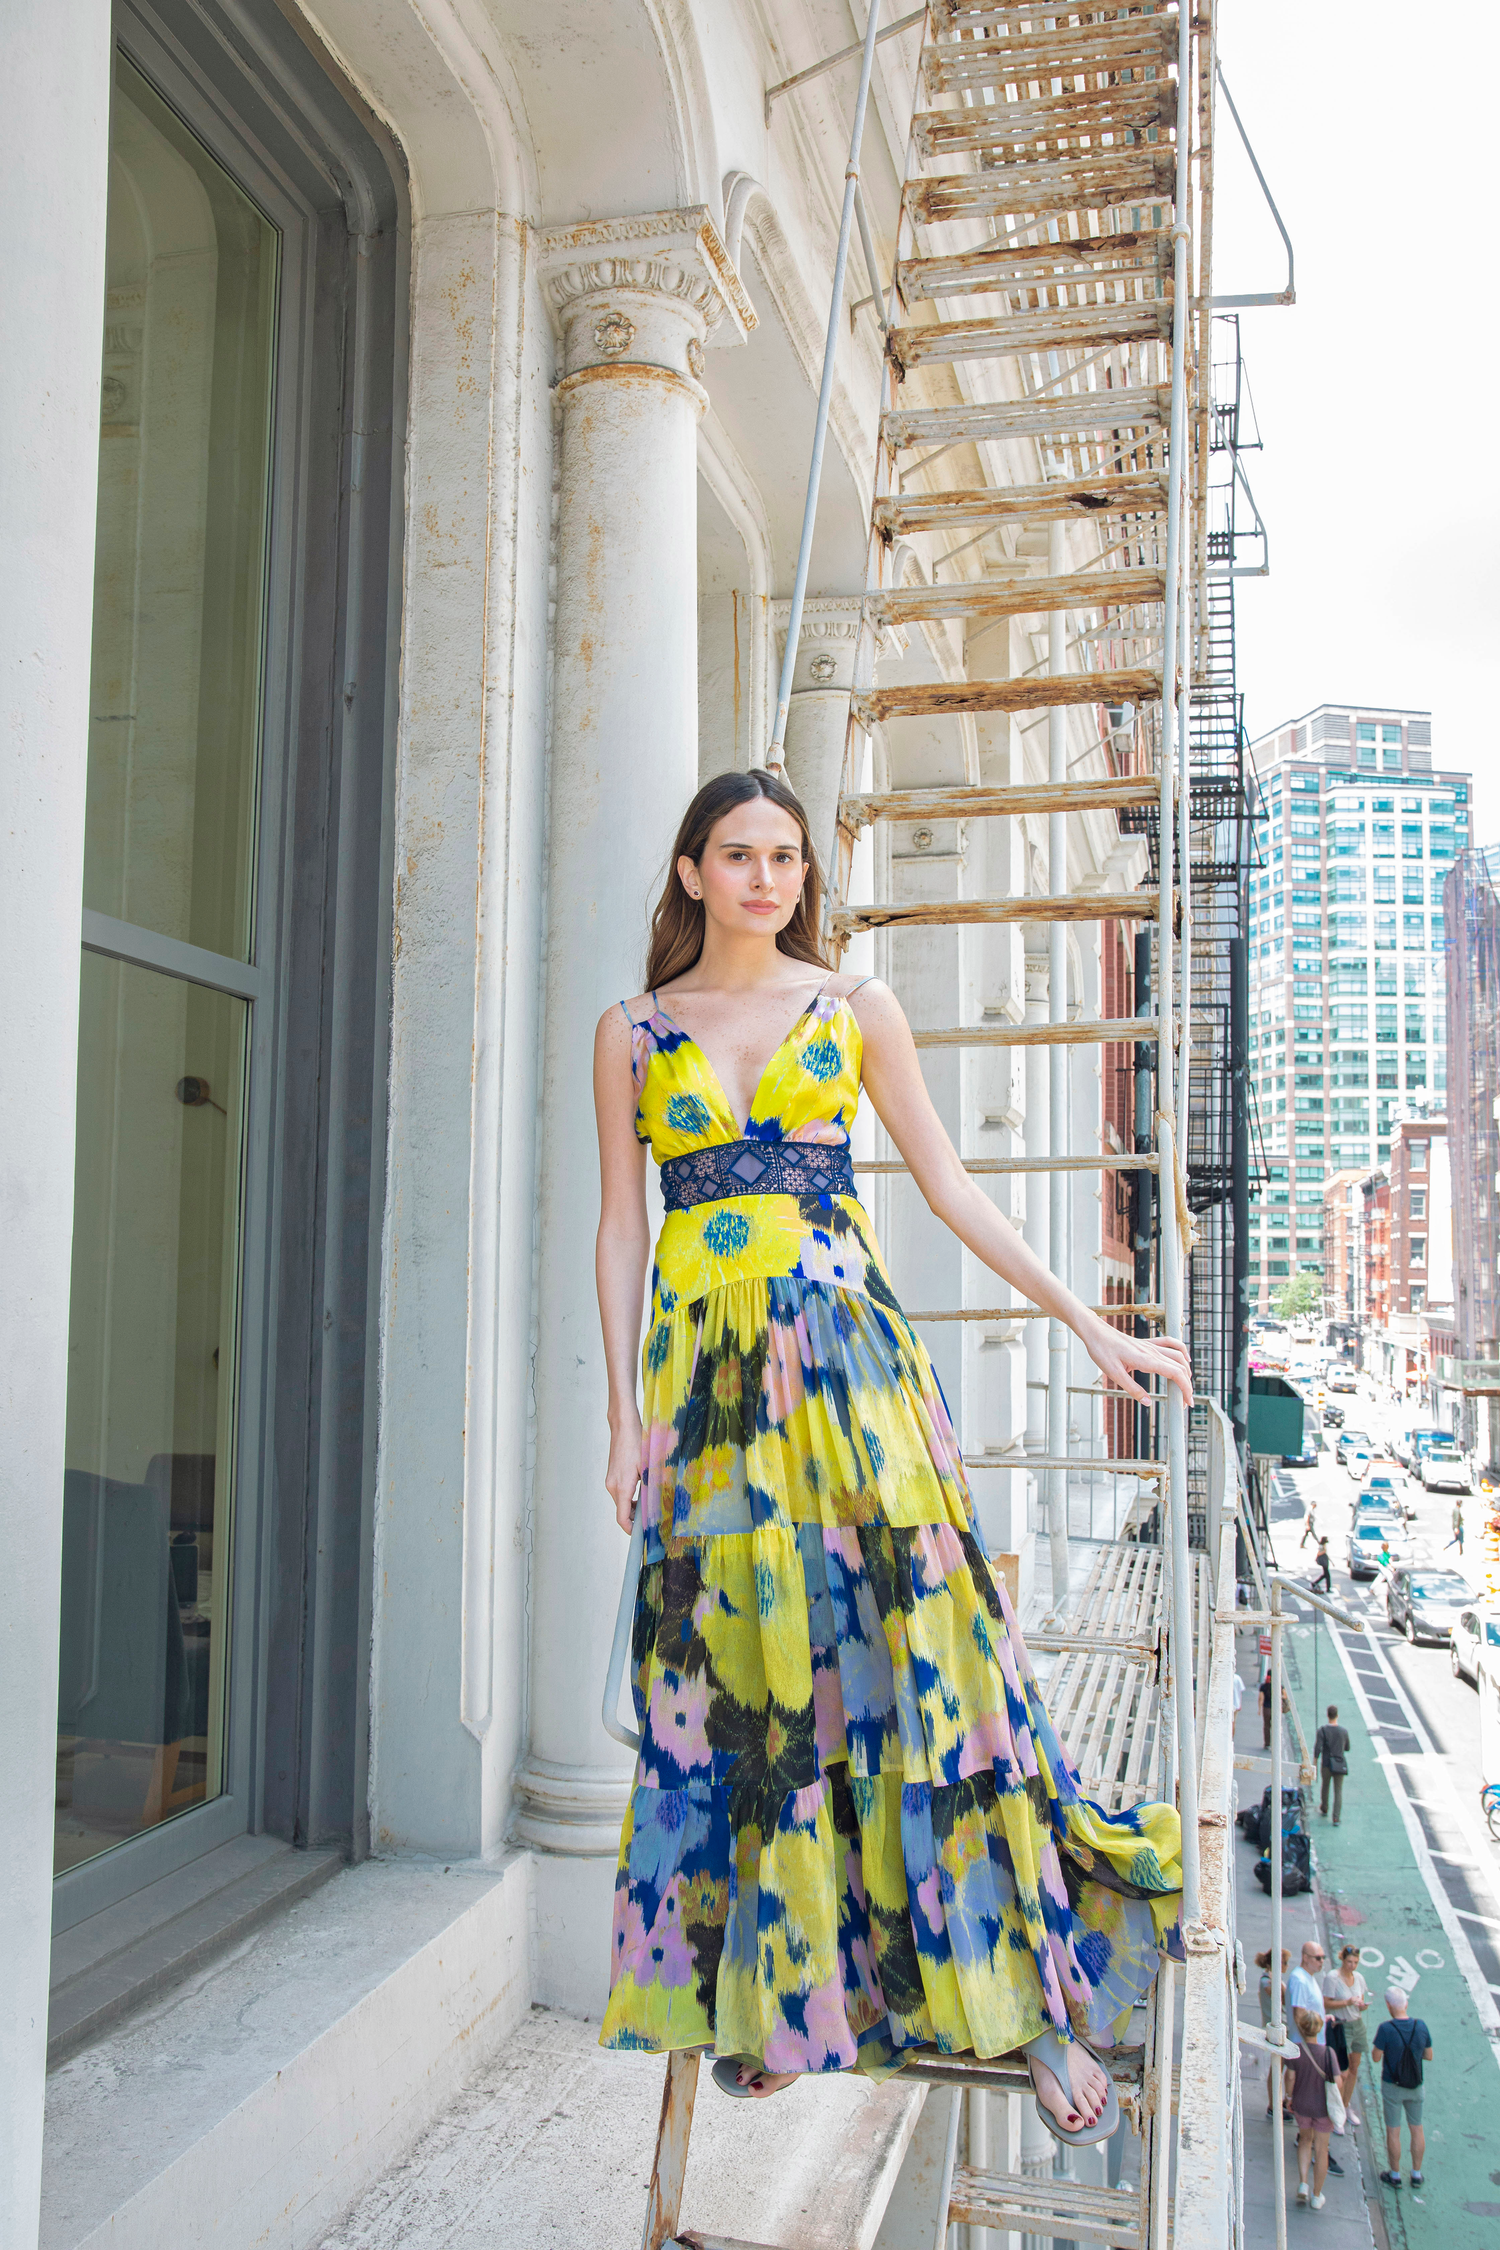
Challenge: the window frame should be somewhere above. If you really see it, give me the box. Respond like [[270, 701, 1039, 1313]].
[[54, 0, 404, 1932]]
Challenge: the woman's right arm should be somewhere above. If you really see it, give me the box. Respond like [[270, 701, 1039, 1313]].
[[594, 1006, 653, 1530]]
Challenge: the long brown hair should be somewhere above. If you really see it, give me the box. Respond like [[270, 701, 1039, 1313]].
[[644, 769, 830, 993]]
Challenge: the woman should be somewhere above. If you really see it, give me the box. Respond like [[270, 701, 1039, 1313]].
[[1288, 2005, 1339, 2208], [1324, 1944, 1368, 2122], [593, 772, 1191, 2145]]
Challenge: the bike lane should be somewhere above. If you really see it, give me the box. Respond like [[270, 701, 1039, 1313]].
[[1282, 1612, 1500, 2246]]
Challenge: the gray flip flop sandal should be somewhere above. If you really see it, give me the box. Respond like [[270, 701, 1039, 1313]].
[[1023, 2027, 1119, 2147], [712, 2054, 767, 2098]]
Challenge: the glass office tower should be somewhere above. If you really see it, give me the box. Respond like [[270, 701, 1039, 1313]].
[[1243, 706, 1469, 1313]]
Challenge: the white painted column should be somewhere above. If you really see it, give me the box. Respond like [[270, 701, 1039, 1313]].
[[0, 8, 112, 2240], [772, 594, 862, 885], [516, 214, 752, 2006]]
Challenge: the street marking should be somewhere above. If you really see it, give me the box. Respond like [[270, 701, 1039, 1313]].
[[1414, 1949, 1446, 1970], [1455, 1908, 1500, 1933], [1316, 1622, 1500, 2059]]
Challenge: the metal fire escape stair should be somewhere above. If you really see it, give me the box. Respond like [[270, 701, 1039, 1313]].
[[628, 3, 1237, 2244]]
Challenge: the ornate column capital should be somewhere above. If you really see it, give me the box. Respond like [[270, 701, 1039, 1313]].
[[770, 594, 865, 695], [536, 207, 756, 400]]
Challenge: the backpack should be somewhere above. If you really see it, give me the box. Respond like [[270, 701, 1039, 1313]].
[[1386, 2021, 1423, 2088]]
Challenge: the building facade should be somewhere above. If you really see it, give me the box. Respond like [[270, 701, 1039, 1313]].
[[1, 3, 1173, 2241], [1321, 1168, 1362, 1325], [1443, 844, 1500, 1464], [1385, 1117, 1449, 1320], [1243, 704, 1469, 1312]]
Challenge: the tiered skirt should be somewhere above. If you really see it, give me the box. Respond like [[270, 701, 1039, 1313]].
[[599, 1223, 1181, 2077]]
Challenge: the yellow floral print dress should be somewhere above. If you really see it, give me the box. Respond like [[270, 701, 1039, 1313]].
[[599, 983, 1182, 2076]]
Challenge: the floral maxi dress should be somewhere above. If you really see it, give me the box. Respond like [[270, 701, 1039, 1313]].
[[599, 985, 1182, 2077]]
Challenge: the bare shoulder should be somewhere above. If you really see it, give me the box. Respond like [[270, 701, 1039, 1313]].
[[837, 976, 907, 1032], [595, 996, 647, 1056]]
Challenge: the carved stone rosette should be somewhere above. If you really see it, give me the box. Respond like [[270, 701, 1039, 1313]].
[[536, 206, 755, 398]]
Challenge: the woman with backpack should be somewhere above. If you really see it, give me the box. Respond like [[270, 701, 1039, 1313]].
[[1288, 2005, 1342, 2209]]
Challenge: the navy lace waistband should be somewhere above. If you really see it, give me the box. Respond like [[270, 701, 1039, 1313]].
[[660, 1138, 856, 1213]]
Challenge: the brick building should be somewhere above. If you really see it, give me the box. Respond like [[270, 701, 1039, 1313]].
[[1386, 1117, 1449, 1317], [1322, 1169, 1363, 1322]]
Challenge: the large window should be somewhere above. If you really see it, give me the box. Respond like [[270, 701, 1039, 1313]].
[[59, 56, 276, 1875], [55, 3, 402, 1917]]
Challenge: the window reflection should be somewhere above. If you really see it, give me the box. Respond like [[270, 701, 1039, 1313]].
[[58, 960, 246, 1870], [84, 54, 276, 963]]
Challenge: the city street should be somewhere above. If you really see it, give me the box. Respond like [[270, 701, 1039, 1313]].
[[1242, 1373, 1500, 2247]]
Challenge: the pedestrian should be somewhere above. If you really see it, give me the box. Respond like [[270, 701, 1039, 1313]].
[[1323, 1944, 1369, 2125], [1313, 1705, 1350, 1825], [1231, 1669, 1245, 1722], [1289, 2006, 1339, 2209], [1312, 1536, 1332, 1594], [1287, 1941, 1343, 2173], [1300, 1500, 1318, 1549], [1446, 1499, 1464, 1555], [1260, 1667, 1275, 1749], [593, 771, 1193, 2129], [1373, 1987, 1431, 2188], [1256, 1946, 1290, 2115]]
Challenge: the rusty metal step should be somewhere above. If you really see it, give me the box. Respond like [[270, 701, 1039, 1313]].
[[908, 1301, 1166, 1323], [899, 240, 1171, 307], [869, 566, 1165, 627], [924, 12, 1178, 92], [891, 297, 1172, 369], [841, 771, 1161, 824], [874, 472, 1168, 538], [911, 1016, 1159, 1048], [884, 384, 1168, 451], [850, 667, 1162, 728], [830, 888, 1158, 936], [913, 80, 1174, 162], [907, 151, 1175, 225], [947, 2165, 1146, 2250]]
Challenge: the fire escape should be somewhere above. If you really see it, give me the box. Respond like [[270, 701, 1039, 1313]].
[[620, 6, 1275, 2244]]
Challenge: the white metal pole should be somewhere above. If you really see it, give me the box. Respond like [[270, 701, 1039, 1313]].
[[767, 0, 887, 768], [1269, 1580, 1287, 2250], [1048, 521, 1071, 1611], [1155, 0, 1201, 1933]]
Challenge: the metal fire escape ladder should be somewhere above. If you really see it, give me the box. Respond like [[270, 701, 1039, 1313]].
[[622, 7, 1246, 2247]]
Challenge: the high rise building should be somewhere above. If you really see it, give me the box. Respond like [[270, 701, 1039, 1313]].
[[1443, 844, 1500, 1461], [1244, 704, 1470, 1312]]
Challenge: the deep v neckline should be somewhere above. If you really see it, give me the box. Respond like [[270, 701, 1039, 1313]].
[[652, 983, 832, 1139]]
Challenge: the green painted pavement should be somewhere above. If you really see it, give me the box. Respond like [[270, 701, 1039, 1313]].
[[1284, 1618, 1500, 2246]]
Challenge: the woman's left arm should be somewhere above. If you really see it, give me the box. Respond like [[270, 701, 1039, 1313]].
[[855, 979, 1192, 1409]]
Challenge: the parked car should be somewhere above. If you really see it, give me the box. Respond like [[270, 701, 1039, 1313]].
[[1360, 1470, 1414, 1518], [1323, 1403, 1346, 1429], [1335, 1427, 1373, 1466], [1451, 1605, 1500, 1683], [1328, 1368, 1358, 1394], [1420, 1447, 1471, 1495], [1385, 1566, 1475, 1646], [1344, 1447, 1372, 1482], [1346, 1518, 1412, 1579], [1352, 1491, 1403, 1529], [1283, 1433, 1321, 1468]]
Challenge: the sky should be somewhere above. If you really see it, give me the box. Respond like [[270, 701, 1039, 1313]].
[[1209, 1, 1500, 838]]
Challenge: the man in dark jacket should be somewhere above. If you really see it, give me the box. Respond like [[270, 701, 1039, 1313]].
[[1313, 1704, 1350, 1824]]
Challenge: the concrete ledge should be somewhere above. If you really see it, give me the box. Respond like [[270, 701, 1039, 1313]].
[[48, 1836, 344, 2068], [314, 2004, 928, 2250], [41, 1853, 531, 2250]]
